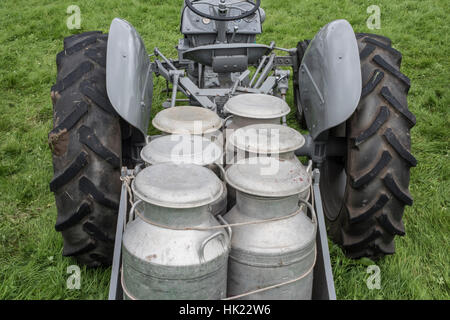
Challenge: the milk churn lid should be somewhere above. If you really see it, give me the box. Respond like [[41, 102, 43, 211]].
[[229, 124, 305, 154], [225, 157, 311, 197], [224, 94, 290, 119], [141, 135, 222, 166], [132, 163, 224, 208], [152, 106, 223, 134]]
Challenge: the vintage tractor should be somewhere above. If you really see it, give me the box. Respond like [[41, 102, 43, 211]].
[[49, 0, 415, 276]]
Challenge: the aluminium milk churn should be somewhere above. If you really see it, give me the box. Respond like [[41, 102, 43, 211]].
[[223, 94, 290, 130], [122, 163, 230, 300], [223, 94, 291, 208], [224, 157, 316, 300], [223, 94, 290, 166], [152, 106, 224, 147], [140, 134, 227, 216], [226, 122, 304, 209], [228, 123, 305, 169]]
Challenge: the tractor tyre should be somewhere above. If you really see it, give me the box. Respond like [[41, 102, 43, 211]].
[[319, 33, 416, 260], [48, 31, 122, 267]]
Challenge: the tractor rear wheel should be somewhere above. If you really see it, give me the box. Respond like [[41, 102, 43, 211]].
[[319, 33, 416, 260], [49, 31, 122, 267]]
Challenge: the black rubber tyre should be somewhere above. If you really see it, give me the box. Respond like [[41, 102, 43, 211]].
[[320, 33, 416, 260], [49, 31, 122, 267]]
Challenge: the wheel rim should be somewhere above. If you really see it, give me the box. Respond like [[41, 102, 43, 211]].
[[320, 157, 347, 221]]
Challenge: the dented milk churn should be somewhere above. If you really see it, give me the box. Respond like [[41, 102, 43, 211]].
[[228, 123, 305, 168], [224, 157, 316, 300], [122, 163, 230, 300], [140, 134, 227, 216]]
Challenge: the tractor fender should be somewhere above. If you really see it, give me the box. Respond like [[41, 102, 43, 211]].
[[106, 18, 153, 137], [299, 19, 361, 140]]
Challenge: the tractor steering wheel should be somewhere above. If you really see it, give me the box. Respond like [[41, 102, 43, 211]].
[[185, 0, 261, 22]]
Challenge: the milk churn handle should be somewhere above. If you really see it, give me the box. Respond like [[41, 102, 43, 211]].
[[306, 160, 313, 174], [128, 199, 142, 225], [217, 215, 232, 240], [298, 198, 317, 225], [213, 163, 227, 181], [198, 232, 226, 263], [222, 114, 234, 129]]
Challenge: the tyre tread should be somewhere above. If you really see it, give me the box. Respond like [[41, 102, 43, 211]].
[[49, 31, 120, 267], [321, 33, 415, 260]]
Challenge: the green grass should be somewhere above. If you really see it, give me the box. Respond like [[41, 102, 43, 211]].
[[0, 0, 448, 300]]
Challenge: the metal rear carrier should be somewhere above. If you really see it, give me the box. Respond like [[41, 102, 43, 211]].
[[108, 167, 336, 300]]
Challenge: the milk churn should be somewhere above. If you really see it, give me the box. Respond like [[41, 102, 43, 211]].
[[223, 94, 291, 208], [228, 123, 305, 168], [223, 94, 290, 130], [224, 157, 316, 300], [122, 163, 230, 300], [223, 94, 290, 166], [152, 106, 224, 147], [140, 134, 227, 216]]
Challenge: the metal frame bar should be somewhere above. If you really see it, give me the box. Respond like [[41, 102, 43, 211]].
[[311, 168, 337, 300], [152, 46, 296, 110], [108, 167, 129, 300]]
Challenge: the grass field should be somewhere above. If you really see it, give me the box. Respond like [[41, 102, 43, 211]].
[[0, 0, 448, 300]]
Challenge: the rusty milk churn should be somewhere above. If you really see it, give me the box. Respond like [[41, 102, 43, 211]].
[[140, 134, 227, 216], [224, 157, 316, 300], [122, 163, 230, 300]]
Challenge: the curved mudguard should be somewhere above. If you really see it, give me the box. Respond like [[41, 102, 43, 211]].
[[299, 19, 361, 140], [106, 18, 153, 137]]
